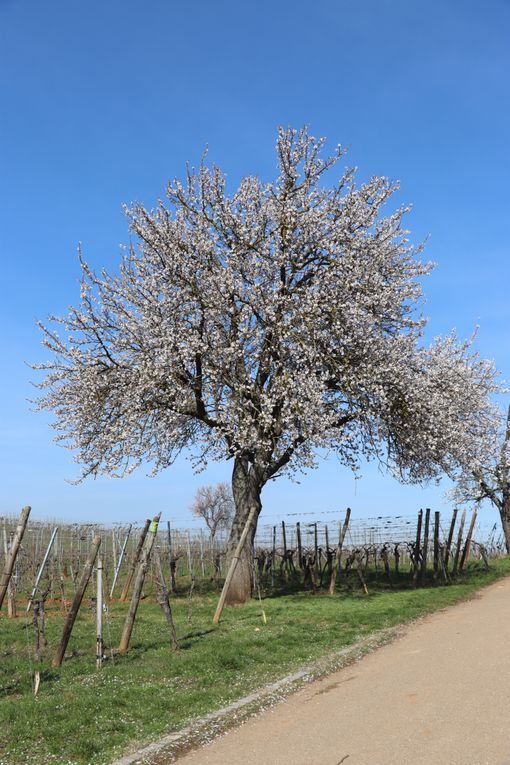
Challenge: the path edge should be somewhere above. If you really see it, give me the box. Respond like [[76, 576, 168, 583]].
[[109, 575, 510, 765], [109, 624, 403, 765]]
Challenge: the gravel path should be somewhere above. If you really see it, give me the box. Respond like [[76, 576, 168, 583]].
[[176, 578, 510, 765]]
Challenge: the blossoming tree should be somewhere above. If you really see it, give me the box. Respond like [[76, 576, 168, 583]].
[[36, 127, 499, 603], [453, 404, 510, 551]]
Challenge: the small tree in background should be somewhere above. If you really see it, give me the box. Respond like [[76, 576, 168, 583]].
[[190, 482, 234, 540], [36, 126, 500, 604]]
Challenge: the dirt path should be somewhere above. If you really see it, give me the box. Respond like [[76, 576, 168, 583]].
[[176, 578, 510, 765]]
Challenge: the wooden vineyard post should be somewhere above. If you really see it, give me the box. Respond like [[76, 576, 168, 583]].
[[271, 525, 276, 590], [166, 521, 175, 592], [199, 530, 206, 578], [281, 521, 288, 580], [329, 507, 351, 595], [460, 509, 477, 571], [296, 522, 303, 570], [96, 558, 103, 669], [213, 506, 257, 625], [52, 534, 101, 668], [3, 528, 16, 618], [153, 547, 179, 650], [394, 543, 400, 576], [438, 544, 449, 582], [419, 508, 431, 586], [433, 512, 440, 581], [118, 514, 161, 653], [412, 509, 423, 587], [451, 509, 467, 577], [120, 519, 150, 601], [0, 505, 31, 612], [313, 522, 319, 580], [478, 543, 490, 570], [323, 525, 330, 585], [186, 531, 193, 580], [444, 508, 458, 571]]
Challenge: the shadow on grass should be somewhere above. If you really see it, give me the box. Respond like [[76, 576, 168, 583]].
[[179, 628, 217, 650], [258, 562, 494, 601]]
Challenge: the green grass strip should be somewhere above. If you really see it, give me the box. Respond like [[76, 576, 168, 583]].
[[1, 558, 509, 765]]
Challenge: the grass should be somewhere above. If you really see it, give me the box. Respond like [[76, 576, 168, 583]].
[[1, 558, 510, 765]]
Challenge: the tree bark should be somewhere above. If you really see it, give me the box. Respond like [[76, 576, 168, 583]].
[[120, 519, 150, 601], [53, 534, 101, 667], [0, 506, 31, 611], [214, 506, 257, 622], [499, 502, 510, 554], [119, 513, 161, 653], [224, 458, 263, 604]]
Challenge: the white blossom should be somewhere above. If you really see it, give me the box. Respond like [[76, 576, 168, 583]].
[[452, 403, 510, 549], [34, 126, 499, 529]]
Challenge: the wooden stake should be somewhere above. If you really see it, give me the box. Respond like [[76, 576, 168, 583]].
[[329, 508, 351, 595], [281, 521, 287, 555], [460, 509, 477, 571], [433, 512, 440, 581], [452, 509, 467, 577], [118, 514, 161, 653], [444, 508, 458, 570], [296, 522, 302, 569], [271, 525, 276, 590], [438, 544, 449, 582], [186, 531, 193, 580], [167, 521, 175, 592], [281, 521, 289, 579], [478, 543, 490, 570], [356, 553, 369, 595], [52, 534, 101, 668], [153, 547, 179, 650], [120, 519, 150, 601], [419, 508, 431, 586], [0, 506, 31, 611], [313, 522, 319, 579], [213, 507, 257, 625], [412, 509, 423, 587], [3, 528, 16, 618], [96, 557, 103, 669]]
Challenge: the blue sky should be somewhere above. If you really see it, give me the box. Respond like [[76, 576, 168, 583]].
[[1, 0, 509, 529]]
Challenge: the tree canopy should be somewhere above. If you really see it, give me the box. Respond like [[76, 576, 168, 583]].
[[36, 126, 500, 601], [36, 127, 498, 484]]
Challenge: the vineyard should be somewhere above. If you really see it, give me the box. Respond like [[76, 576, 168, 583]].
[[0, 505, 504, 627], [1, 504, 508, 765]]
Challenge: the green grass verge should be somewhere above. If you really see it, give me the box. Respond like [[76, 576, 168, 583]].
[[1, 558, 510, 765]]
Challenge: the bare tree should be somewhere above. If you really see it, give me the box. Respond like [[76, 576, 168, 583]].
[[35, 126, 499, 603], [190, 482, 234, 540]]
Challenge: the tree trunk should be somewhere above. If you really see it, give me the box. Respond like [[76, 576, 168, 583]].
[[499, 502, 510, 554], [225, 458, 263, 604]]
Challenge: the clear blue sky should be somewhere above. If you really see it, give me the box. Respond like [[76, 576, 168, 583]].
[[1, 0, 509, 528]]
